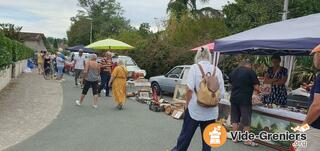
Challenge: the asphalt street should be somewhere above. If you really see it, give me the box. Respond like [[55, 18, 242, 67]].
[[4, 75, 273, 151]]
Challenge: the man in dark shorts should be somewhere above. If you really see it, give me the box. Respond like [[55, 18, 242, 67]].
[[302, 44, 320, 151], [75, 54, 100, 108], [229, 59, 260, 146]]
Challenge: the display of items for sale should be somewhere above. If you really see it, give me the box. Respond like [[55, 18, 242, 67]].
[[126, 78, 152, 103], [149, 88, 171, 112]]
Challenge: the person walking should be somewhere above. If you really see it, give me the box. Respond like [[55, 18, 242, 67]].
[[229, 59, 260, 146], [301, 45, 320, 151], [37, 51, 44, 75], [76, 54, 100, 108], [171, 48, 225, 151], [43, 52, 51, 77], [108, 59, 128, 110], [56, 52, 65, 81], [99, 52, 112, 97], [73, 49, 86, 87]]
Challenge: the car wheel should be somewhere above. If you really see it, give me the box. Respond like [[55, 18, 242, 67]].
[[151, 82, 162, 97]]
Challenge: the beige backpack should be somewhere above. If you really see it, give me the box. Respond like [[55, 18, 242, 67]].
[[195, 64, 220, 107]]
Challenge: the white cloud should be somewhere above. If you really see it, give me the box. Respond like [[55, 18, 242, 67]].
[[0, 0, 80, 38], [0, 0, 231, 38]]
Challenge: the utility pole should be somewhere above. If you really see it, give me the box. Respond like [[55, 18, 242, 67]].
[[282, 0, 289, 21], [154, 17, 159, 33], [90, 20, 93, 43], [282, 0, 294, 86]]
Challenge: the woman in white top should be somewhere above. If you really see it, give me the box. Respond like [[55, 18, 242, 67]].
[[171, 48, 225, 151]]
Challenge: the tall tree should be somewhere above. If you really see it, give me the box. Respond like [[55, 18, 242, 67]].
[[167, 0, 221, 19], [67, 14, 91, 46], [67, 0, 130, 45], [77, 0, 130, 40]]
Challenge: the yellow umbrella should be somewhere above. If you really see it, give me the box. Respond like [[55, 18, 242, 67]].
[[86, 38, 134, 50]]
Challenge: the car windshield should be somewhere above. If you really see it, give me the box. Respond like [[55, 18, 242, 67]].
[[118, 56, 136, 66]]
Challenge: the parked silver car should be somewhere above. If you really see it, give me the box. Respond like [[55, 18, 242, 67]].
[[149, 65, 190, 95]]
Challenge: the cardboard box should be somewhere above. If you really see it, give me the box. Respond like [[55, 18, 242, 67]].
[[171, 109, 185, 119]]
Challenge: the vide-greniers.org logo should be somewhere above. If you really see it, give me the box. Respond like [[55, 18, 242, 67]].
[[230, 131, 307, 142]]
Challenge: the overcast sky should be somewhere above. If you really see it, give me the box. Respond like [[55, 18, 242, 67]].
[[0, 0, 233, 38]]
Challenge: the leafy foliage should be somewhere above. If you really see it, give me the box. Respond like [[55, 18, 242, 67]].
[[292, 56, 316, 88], [67, 0, 130, 46], [289, 0, 320, 18], [115, 14, 229, 78], [167, 0, 221, 19], [222, 0, 320, 34], [0, 23, 23, 41], [223, 0, 283, 34], [0, 33, 33, 69]]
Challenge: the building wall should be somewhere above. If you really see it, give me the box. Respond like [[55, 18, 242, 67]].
[[23, 39, 47, 52], [0, 59, 28, 92], [0, 65, 12, 91]]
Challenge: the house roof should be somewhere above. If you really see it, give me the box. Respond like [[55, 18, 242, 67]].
[[19, 32, 46, 42]]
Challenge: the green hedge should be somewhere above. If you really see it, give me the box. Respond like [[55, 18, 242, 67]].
[[0, 33, 34, 69]]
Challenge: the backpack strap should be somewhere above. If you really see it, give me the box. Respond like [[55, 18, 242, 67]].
[[213, 65, 216, 76], [197, 64, 205, 78]]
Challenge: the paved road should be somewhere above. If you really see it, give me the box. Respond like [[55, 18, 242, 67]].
[[4, 75, 273, 151], [0, 72, 62, 150]]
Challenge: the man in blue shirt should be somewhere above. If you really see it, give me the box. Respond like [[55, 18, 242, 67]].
[[303, 44, 320, 151]]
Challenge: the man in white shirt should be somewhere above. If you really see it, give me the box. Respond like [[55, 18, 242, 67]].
[[73, 49, 86, 86], [171, 48, 225, 151]]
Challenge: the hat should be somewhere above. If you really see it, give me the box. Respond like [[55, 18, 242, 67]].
[[79, 49, 84, 52], [311, 44, 320, 54]]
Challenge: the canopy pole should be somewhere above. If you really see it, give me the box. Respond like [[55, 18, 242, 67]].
[[282, 0, 296, 87], [282, 0, 289, 21]]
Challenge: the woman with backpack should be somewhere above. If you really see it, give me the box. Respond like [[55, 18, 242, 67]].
[[171, 48, 225, 151]]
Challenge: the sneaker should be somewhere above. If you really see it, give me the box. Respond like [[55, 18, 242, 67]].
[[75, 100, 81, 106], [92, 105, 98, 109]]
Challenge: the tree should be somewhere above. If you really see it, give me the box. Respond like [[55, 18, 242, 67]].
[[289, 0, 320, 18], [76, 0, 130, 40], [0, 23, 23, 41], [138, 23, 151, 38], [53, 39, 58, 49], [222, 0, 320, 34], [167, 0, 221, 19], [223, 0, 283, 34], [67, 15, 92, 46]]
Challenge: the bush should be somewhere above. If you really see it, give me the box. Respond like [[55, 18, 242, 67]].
[[0, 33, 34, 69]]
